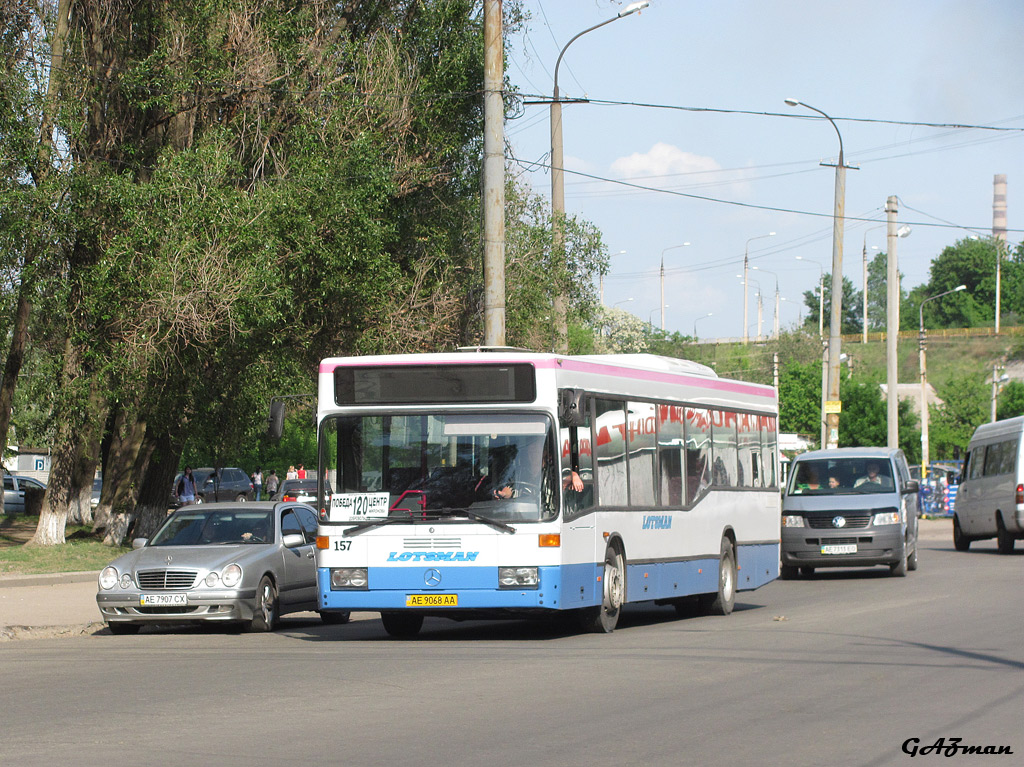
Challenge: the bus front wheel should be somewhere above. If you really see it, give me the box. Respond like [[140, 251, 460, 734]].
[[580, 543, 625, 633], [381, 612, 423, 638]]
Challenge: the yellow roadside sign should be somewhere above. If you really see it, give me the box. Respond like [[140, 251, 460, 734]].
[[825, 400, 842, 414]]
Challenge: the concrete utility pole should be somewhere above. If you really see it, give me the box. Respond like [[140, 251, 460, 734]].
[[743, 232, 775, 343], [482, 0, 505, 346], [550, 2, 648, 353], [885, 197, 900, 449], [786, 99, 856, 449]]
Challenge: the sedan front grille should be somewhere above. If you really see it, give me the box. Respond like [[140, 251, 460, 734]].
[[136, 569, 198, 589]]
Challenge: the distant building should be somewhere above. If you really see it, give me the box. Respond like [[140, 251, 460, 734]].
[[879, 383, 943, 420], [3, 446, 51, 483]]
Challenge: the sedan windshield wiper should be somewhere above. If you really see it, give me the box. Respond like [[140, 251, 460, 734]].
[[434, 508, 516, 534]]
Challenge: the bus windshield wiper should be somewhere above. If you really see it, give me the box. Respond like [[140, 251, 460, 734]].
[[435, 508, 517, 534], [342, 515, 417, 537]]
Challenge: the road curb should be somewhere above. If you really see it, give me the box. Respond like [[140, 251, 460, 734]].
[[0, 571, 97, 588]]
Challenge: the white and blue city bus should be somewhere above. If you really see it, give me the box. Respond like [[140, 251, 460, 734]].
[[314, 351, 780, 636]]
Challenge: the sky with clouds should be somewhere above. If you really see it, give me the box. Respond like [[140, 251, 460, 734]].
[[504, 0, 1024, 340]]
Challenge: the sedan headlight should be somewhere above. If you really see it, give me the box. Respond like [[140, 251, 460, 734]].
[[221, 563, 243, 588], [330, 568, 368, 589], [119, 573, 134, 589], [873, 511, 901, 526], [782, 515, 805, 528], [498, 566, 539, 589], [204, 572, 220, 587], [99, 566, 118, 590]]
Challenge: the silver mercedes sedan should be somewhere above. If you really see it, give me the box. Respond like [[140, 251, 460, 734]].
[[96, 501, 350, 634]]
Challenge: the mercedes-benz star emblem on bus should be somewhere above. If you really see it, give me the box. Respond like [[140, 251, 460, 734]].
[[424, 569, 442, 587]]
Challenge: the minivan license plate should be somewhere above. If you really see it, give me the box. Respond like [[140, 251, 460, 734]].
[[821, 544, 857, 555]]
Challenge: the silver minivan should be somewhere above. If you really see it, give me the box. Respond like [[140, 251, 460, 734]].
[[954, 415, 1024, 554], [781, 447, 919, 577]]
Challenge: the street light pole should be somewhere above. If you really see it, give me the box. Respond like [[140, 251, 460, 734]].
[[693, 312, 712, 341], [550, 2, 648, 353], [660, 242, 690, 329], [752, 265, 780, 339], [599, 250, 627, 304], [919, 285, 967, 476], [795, 255, 824, 338], [785, 99, 856, 449], [743, 232, 775, 343]]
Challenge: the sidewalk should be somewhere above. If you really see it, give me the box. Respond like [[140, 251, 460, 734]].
[[0, 571, 103, 640]]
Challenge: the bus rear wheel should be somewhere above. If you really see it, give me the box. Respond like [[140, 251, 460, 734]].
[[580, 543, 625, 633], [699, 537, 736, 616], [381, 612, 423, 638]]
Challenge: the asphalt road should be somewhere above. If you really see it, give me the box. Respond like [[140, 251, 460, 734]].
[[1, 526, 1021, 767]]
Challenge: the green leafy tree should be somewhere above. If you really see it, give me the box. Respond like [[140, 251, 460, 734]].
[[778, 359, 820, 438], [996, 380, 1024, 421], [928, 373, 988, 460], [865, 252, 905, 332], [802, 274, 862, 336], [837, 375, 920, 462]]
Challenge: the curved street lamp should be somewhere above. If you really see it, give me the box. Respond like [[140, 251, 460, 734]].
[[785, 98, 856, 449], [599, 249, 628, 304], [550, 2, 649, 352], [693, 312, 713, 342]]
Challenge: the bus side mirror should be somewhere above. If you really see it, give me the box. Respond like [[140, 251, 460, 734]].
[[558, 389, 586, 427], [268, 400, 285, 441]]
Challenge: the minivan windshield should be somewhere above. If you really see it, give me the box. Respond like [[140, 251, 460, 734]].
[[787, 457, 896, 495]]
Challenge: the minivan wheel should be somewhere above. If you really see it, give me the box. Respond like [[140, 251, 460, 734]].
[[996, 516, 1016, 554], [890, 545, 908, 577], [235, 494, 247, 502], [799, 566, 815, 577], [779, 564, 798, 580], [907, 543, 918, 571], [952, 515, 971, 551]]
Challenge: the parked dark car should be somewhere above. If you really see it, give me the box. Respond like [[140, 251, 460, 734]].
[[272, 478, 318, 503], [170, 467, 254, 506]]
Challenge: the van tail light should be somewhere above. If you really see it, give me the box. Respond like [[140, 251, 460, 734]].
[[1016, 484, 1023, 505], [283, 495, 297, 502]]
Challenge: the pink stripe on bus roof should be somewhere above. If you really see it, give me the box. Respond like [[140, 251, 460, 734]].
[[319, 355, 775, 400]]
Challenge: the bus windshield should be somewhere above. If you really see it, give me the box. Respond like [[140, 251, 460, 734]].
[[319, 413, 559, 523]]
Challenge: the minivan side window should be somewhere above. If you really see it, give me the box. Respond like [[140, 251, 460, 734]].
[[968, 446, 986, 480]]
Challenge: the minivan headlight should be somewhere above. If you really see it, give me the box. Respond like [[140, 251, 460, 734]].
[[782, 515, 804, 528], [873, 511, 901, 526]]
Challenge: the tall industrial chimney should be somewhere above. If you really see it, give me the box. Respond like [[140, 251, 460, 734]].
[[993, 174, 1007, 241]]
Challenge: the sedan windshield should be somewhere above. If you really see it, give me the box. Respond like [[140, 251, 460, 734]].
[[149, 510, 273, 545], [788, 458, 896, 495], [320, 412, 559, 523]]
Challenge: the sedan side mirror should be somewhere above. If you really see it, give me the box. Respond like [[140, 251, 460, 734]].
[[132, 538, 148, 549], [282, 533, 306, 549]]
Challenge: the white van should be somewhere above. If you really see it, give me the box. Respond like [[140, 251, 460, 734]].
[[954, 415, 1024, 553]]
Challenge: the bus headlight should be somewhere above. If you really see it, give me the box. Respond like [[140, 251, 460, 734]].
[[873, 510, 901, 526], [498, 567, 539, 589], [331, 568, 368, 589], [782, 516, 804, 528]]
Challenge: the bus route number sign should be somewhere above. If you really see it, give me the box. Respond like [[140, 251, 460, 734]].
[[331, 492, 390, 521]]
